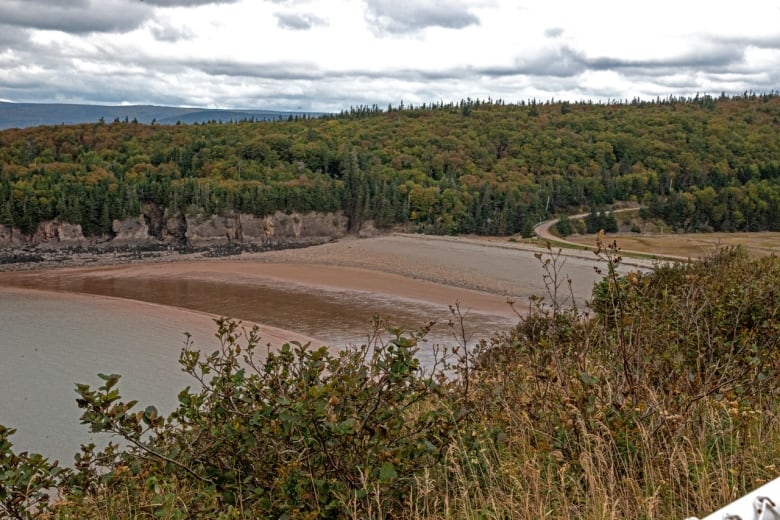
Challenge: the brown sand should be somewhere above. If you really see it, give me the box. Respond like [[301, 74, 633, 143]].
[[59, 261, 517, 318], [0, 233, 648, 343], [0, 285, 320, 349], [564, 231, 780, 258]]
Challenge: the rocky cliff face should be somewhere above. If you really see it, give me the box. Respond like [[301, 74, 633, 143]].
[[0, 221, 92, 248], [0, 205, 350, 250], [182, 208, 349, 247]]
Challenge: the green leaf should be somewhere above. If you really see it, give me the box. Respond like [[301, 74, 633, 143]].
[[143, 405, 158, 425], [579, 371, 599, 386], [379, 461, 397, 482], [98, 373, 121, 389]]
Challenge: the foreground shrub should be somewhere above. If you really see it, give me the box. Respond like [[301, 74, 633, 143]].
[[457, 245, 780, 518], [1, 320, 464, 519], [2, 247, 779, 519]]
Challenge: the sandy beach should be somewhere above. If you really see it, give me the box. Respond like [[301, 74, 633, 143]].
[[0, 233, 649, 344]]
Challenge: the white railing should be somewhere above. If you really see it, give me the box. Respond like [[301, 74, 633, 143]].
[[686, 477, 780, 520]]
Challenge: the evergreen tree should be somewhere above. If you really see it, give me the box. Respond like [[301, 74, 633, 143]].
[[555, 215, 574, 236], [0, 200, 14, 228]]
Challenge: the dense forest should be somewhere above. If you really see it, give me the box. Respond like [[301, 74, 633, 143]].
[[1, 93, 779, 239]]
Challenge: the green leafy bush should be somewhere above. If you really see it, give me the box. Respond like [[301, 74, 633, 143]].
[[0, 425, 65, 519], [47, 319, 463, 519]]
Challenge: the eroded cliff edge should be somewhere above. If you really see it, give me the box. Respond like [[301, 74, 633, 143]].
[[0, 203, 353, 252]]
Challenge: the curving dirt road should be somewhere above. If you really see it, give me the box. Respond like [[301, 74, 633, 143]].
[[533, 209, 691, 263]]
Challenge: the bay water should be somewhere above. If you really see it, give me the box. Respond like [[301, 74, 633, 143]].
[[0, 282, 514, 464]]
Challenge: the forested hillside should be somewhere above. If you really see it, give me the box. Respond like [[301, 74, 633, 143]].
[[1, 93, 779, 239]]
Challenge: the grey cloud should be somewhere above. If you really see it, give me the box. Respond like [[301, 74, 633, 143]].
[[275, 12, 328, 30], [653, 74, 702, 89], [0, 24, 30, 50], [140, 0, 240, 6], [0, 0, 151, 34], [0, 0, 240, 36], [544, 27, 563, 38], [0, 56, 188, 106], [711, 34, 780, 51], [524, 47, 586, 77], [185, 59, 328, 80], [179, 59, 479, 83], [153, 55, 475, 84], [473, 47, 586, 78], [399, 42, 760, 101], [150, 21, 194, 41], [580, 46, 745, 72], [21, 0, 91, 7], [468, 44, 747, 82], [178, 54, 570, 84], [364, 0, 480, 35]]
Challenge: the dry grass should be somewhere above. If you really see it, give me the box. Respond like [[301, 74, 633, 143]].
[[565, 231, 780, 258], [400, 394, 780, 520]]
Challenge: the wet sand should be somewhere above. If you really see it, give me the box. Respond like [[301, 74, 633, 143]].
[[0, 234, 664, 464], [0, 285, 320, 349], [46, 261, 518, 317], [0, 233, 647, 345]]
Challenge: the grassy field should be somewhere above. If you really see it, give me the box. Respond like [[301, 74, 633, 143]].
[[564, 231, 780, 258]]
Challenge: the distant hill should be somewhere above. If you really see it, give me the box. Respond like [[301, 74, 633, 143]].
[[0, 102, 320, 129]]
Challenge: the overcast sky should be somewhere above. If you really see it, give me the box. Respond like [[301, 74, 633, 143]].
[[0, 0, 779, 112]]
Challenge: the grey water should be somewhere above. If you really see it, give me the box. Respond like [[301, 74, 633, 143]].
[[0, 290, 216, 464], [0, 286, 514, 464]]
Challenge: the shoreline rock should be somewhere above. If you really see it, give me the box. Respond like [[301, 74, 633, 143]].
[[0, 237, 342, 272], [0, 208, 354, 270]]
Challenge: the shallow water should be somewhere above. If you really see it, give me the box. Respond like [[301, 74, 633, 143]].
[[2, 266, 517, 346], [0, 289, 217, 463], [0, 280, 514, 464]]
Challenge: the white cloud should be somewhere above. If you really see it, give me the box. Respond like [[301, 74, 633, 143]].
[[0, 0, 777, 111]]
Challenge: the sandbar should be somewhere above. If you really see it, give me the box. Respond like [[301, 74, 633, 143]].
[[0, 234, 644, 344]]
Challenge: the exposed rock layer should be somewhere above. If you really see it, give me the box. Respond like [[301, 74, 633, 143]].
[[0, 205, 350, 250]]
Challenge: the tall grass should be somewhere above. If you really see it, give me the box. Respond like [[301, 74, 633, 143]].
[[407, 246, 780, 519]]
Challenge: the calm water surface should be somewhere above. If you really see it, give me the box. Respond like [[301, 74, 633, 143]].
[[0, 289, 218, 463], [0, 278, 515, 463]]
